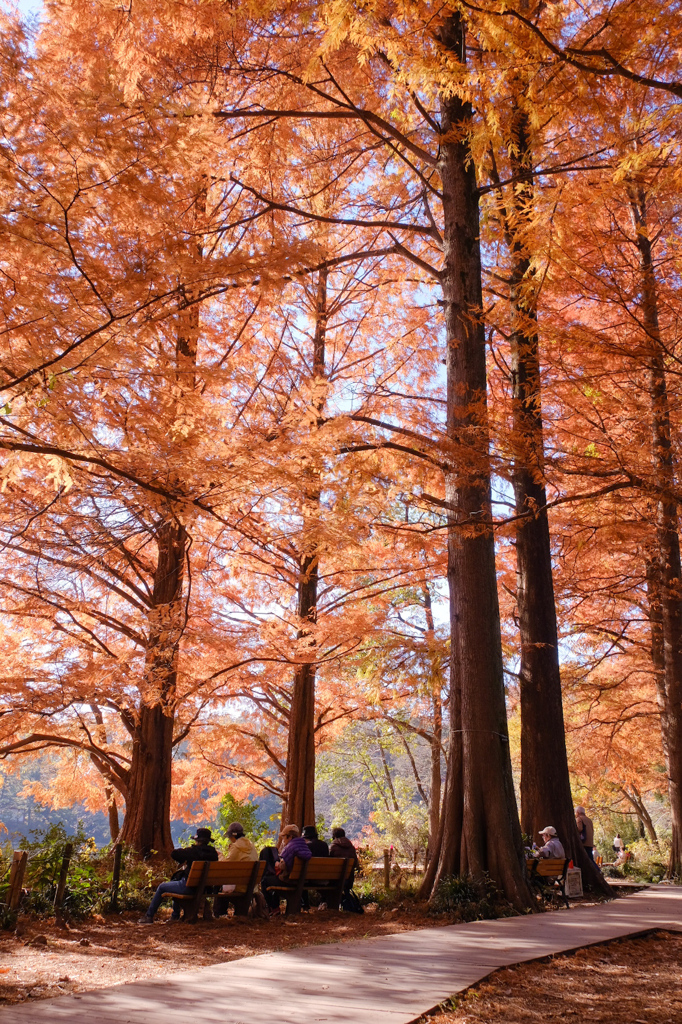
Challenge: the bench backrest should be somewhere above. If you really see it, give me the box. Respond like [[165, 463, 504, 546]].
[[286, 856, 352, 883], [185, 859, 264, 889], [534, 857, 568, 878]]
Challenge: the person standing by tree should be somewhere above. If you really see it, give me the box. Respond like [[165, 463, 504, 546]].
[[575, 807, 595, 862]]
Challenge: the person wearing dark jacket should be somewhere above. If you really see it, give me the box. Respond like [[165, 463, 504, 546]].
[[139, 827, 218, 924], [330, 827, 359, 892], [300, 826, 328, 909], [302, 825, 329, 857]]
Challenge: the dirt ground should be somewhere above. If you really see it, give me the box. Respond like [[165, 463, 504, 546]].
[[413, 931, 682, 1024], [0, 887, 653, 1008], [0, 903, 429, 1004]]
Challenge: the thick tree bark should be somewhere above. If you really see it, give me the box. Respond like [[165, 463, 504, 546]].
[[507, 104, 610, 894], [117, 191, 202, 856], [430, 13, 532, 910], [117, 519, 186, 858], [107, 794, 120, 844], [282, 269, 327, 830], [633, 189, 682, 878], [422, 585, 442, 857]]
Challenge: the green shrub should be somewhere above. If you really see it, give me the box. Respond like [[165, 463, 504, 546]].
[[0, 822, 171, 923], [431, 874, 512, 921]]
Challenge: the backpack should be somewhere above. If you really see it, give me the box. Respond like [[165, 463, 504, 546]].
[[341, 889, 364, 914]]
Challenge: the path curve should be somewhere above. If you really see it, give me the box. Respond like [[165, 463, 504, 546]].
[[1, 887, 680, 1024]]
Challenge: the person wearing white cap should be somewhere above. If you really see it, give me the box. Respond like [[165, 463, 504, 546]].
[[534, 826, 565, 859]]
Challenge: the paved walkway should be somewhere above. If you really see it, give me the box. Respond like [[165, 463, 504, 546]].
[[2, 887, 680, 1024]]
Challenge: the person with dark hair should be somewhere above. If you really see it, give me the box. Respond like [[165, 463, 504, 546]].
[[329, 827, 360, 892], [139, 827, 218, 924], [300, 825, 328, 909], [302, 825, 329, 857]]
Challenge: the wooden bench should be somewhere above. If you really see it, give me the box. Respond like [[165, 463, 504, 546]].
[[169, 860, 265, 923], [527, 857, 570, 909], [266, 856, 352, 917]]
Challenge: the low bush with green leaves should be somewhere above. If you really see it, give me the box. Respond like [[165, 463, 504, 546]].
[[0, 822, 168, 925], [603, 838, 671, 883], [430, 874, 514, 921]]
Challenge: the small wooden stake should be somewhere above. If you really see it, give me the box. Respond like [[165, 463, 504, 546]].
[[383, 848, 390, 891], [54, 843, 73, 920], [8, 851, 28, 912], [110, 843, 123, 912]]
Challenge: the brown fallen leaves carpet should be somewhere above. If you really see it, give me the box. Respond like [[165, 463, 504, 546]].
[[414, 931, 682, 1024], [0, 905, 425, 1004]]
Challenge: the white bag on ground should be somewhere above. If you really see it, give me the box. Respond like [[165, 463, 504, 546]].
[[566, 867, 583, 898]]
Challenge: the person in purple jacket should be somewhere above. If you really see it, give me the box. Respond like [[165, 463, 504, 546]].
[[262, 824, 311, 916]]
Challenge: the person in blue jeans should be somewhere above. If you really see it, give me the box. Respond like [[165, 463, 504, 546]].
[[139, 827, 218, 924]]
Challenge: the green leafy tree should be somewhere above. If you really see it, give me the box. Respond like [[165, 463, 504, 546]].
[[215, 795, 273, 851]]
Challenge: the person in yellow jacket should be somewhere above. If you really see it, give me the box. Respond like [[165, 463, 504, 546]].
[[213, 821, 259, 917], [225, 821, 258, 861]]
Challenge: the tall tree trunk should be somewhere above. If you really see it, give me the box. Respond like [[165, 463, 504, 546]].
[[507, 102, 610, 893], [117, 186, 203, 857], [107, 794, 120, 845], [419, 581, 440, 860], [422, 585, 442, 858], [633, 188, 682, 877], [117, 518, 186, 858], [282, 269, 327, 830], [430, 12, 532, 909]]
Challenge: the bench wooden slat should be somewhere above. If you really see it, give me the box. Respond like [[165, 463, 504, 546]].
[[185, 860, 262, 888], [167, 860, 265, 920], [267, 856, 353, 917], [534, 858, 568, 877], [526, 857, 570, 910], [282, 856, 350, 884]]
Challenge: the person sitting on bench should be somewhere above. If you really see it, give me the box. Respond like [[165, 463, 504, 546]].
[[302, 825, 329, 857], [214, 822, 258, 917], [533, 826, 565, 859], [330, 827, 359, 892], [262, 824, 311, 915], [139, 827, 218, 925]]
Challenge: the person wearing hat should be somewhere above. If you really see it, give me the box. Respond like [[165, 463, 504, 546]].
[[302, 825, 329, 858], [222, 822, 257, 862], [213, 822, 258, 917], [261, 824, 311, 915], [534, 826, 565, 860], [139, 827, 218, 925]]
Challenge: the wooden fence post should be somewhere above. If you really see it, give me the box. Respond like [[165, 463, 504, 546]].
[[8, 851, 28, 912], [54, 843, 73, 921], [383, 848, 390, 891], [110, 843, 123, 912]]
